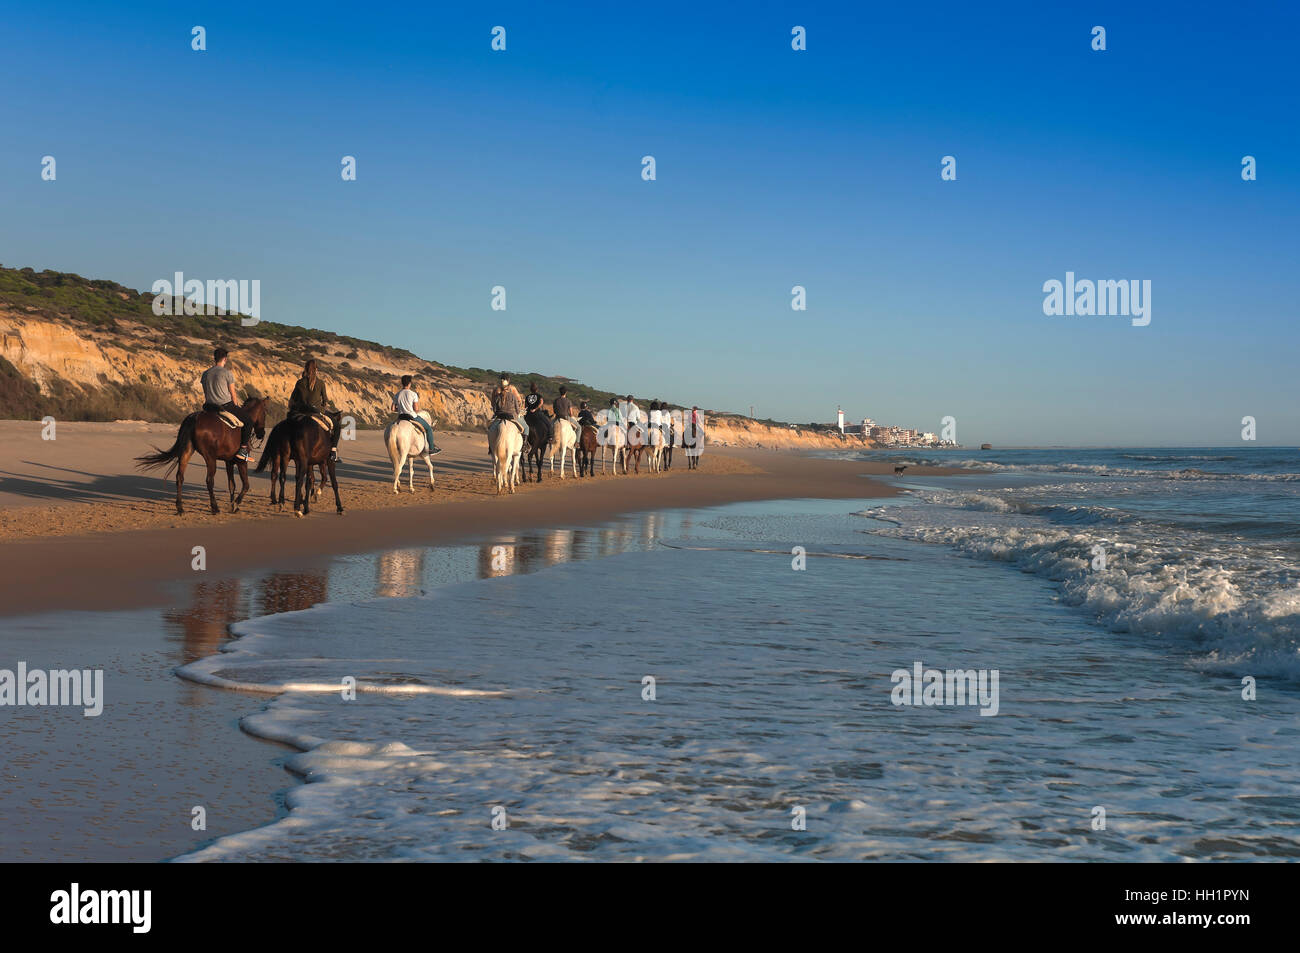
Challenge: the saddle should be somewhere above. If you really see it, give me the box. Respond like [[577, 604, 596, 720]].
[[491, 413, 524, 436], [291, 411, 334, 433], [200, 405, 242, 429]]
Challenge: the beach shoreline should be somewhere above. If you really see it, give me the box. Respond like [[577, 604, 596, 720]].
[[0, 420, 963, 618], [2, 490, 909, 863]]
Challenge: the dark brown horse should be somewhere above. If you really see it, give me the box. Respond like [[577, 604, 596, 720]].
[[522, 413, 550, 482], [256, 414, 343, 516], [576, 423, 599, 477], [136, 397, 269, 514], [257, 421, 329, 507]]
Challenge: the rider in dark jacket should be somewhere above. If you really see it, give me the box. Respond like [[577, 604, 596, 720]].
[[288, 359, 343, 461]]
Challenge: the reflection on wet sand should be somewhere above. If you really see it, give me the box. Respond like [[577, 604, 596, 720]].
[[259, 570, 329, 617], [163, 568, 329, 663], [163, 510, 681, 663], [163, 578, 245, 663], [377, 549, 425, 598]]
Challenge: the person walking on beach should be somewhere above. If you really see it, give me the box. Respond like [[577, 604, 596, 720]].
[[392, 374, 441, 456], [200, 347, 254, 461], [288, 358, 343, 462]]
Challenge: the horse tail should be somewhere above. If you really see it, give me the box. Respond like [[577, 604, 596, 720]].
[[135, 415, 196, 477], [255, 423, 284, 472]]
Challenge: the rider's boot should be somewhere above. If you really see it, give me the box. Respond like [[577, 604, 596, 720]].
[[236, 445, 251, 461]]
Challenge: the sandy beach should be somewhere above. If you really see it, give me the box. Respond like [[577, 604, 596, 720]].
[[0, 420, 962, 617], [0, 419, 960, 862]]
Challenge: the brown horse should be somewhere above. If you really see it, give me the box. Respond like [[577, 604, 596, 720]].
[[256, 420, 325, 507], [576, 423, 599, 477], [522, 413, 550, 483], [136, 397, 269, 515], [256, 414, 343, 517]]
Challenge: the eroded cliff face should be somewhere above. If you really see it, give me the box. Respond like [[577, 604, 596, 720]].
[[0, 305, 852, 446], [0, 309, 494, 428], [704, 415, 862, 450]]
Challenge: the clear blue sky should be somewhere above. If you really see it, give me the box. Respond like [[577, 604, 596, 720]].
[[1, 1, 1295, 446]]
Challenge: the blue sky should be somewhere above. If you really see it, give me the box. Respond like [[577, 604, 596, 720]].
[[1, 1, 1295, 446]]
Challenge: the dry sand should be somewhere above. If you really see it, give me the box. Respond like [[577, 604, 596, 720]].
[[0, 420, 962, 617]]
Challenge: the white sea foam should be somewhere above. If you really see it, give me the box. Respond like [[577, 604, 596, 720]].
[[855, 488, 1300, 680], [174, 500, 1300, 862]]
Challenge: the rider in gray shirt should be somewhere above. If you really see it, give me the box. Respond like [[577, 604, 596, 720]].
[[201, 347, 253, 459]]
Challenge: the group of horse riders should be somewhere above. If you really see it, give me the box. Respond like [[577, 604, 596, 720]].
[[488, 373, 699, 450], [197, 349, 698, 467], [199, 347, 441, 463]]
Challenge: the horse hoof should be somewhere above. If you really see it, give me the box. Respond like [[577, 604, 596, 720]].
[[294, 510, 303, 518]]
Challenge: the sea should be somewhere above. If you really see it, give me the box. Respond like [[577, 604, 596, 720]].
[[166, 446, 1300, 861]]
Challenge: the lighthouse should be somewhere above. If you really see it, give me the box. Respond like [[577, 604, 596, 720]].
[[837, 406, 845, 433]]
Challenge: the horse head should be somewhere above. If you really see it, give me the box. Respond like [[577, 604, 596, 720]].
[[243, 395, 269, 439]]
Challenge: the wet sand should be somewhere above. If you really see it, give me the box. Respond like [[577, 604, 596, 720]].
[[0, 420, 962, 617], [0, 418, 963, 861]]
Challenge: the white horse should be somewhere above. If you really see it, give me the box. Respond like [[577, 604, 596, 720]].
[[547, 418, 578, 478], [647, 420, 667, 472], [384, 411, 436, 493], [600, 413, 627, 474], [488, 418, 524, 494]]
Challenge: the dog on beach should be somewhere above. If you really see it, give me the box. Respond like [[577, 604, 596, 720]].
[[894, 464, 908, 474]]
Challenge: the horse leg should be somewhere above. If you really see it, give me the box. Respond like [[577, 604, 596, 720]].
[[236, 460, 250, 509], [205, 455, 219, 514], [175, 446, 192, 515], [329, 458, 343, 514], [294, 457, 306, 516], [424, 452, 435, 490]]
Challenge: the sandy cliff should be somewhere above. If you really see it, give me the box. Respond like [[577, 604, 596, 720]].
[[1, 303, 854, 448]]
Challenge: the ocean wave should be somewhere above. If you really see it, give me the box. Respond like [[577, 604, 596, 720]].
[[932, 460, 1300, 481], [1121, 454, 1240, 462], [855, 498, 1300, 681]]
